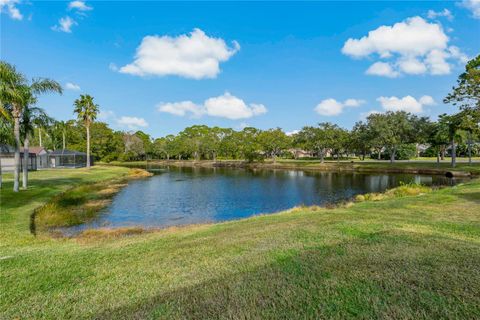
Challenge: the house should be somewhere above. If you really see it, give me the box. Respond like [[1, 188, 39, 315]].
[[0, 145, 37, 172], [0, 145, 93, 171], [21, 146, 49, 169]]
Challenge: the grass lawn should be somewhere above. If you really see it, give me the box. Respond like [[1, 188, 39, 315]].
[[1, 166, 480, 319]]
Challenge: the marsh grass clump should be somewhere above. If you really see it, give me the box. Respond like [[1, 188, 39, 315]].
[[355, 182, 431, 203], [33, 168, 151, 234]]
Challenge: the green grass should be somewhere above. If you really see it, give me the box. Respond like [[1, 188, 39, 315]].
[[1, 167, 480, 319]]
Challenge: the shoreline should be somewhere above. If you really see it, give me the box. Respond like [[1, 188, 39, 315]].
[[33, 164, 471, 238], [110, 159, 477, 177], [30, 167, 152, 237]]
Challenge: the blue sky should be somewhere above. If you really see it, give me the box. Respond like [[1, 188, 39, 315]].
[[1, 1, 479, 137]]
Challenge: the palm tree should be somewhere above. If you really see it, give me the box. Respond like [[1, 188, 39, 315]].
[[0, 117, 13, 189], [0, 62, 24, 192], [74, 94, 99, 168], [0, 61, 62, 192], [21, 105, 52, 189], [56, 120, 70, 150]]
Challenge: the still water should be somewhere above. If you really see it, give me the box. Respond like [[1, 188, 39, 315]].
[[65, 166, 463, 232]]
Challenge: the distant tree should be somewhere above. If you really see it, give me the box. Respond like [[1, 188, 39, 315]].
[[457, 108, 480, 165], [330, 126, 349, 161], [54, 120, 70, 150], [438, 113, 463, 168], [135, 130, 153, 159], [350, 121, 371, 160], [74, 94, 99, 168], [237, 127, 261, 162], [123, 132, 145, 160], [219, 128, 240, 159], [366, 112, 418, 163], [295, 123, 337, 162], [444, 55, 480, 112], [258, 128, 290, 163], [426, 120, 450, 164]]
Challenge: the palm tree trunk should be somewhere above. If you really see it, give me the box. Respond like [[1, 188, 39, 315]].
[[86, 125, 91, 168], [22, 137, 29, 189], [451, 138, 456, 168], [13, 112, 20, 192], [63, 130, 66, 150], [377, 149, 381, 160], [39, 128, 43, 147]]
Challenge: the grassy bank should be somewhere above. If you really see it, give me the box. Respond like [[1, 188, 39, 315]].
[[1, 167, 480, 318], [32, 168, 152, 235]]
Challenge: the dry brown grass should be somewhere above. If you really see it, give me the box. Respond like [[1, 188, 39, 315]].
[[76, 227, 148, 241]]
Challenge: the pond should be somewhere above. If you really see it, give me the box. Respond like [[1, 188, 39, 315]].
[[65, 166, 465, 233]]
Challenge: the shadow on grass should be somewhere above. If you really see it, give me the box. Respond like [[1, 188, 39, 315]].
[[456, 192, 480, 204], [0, 177, 84, 211], [92, 231, 480, 320]]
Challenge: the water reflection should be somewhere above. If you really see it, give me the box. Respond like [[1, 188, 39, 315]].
[[64, 166, 465, 233]]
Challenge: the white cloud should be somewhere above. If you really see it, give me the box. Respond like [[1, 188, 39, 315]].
[[314, 98, 366, 116], [344, 98, 366, 107], [377, 95, 436, 114], [286, 130, 299, 136], [98, 110, 115, 121], [119, 28, 240, 79], [65, 82, 81, 91], [157, 101, 203, 118], [460, 0, 480, 19], [157, 92, 267, 120], [366, 62, 400, 78], [360, 110, 382, 119], [117, 116, 149, 130], [52, 16, 77, 33], [204, 94, 266, 119], [68, 1, 92, 11], [0, 0, 22, 20], [97, 110, 148, 130], [398, 57, 428, 74], [342, 16, 466, 77], [427, 9, 453, 20]]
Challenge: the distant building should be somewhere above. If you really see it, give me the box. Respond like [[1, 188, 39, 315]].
[[22, 146, 49, 169], [0, 145, 93, 171], [0, 145, 37, 172]]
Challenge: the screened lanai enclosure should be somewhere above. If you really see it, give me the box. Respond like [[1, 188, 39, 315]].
[[48, 149, 93, 168]]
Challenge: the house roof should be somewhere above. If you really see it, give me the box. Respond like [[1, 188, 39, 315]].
[[49, 149, 87, 156], [20, 146, 47, 154]]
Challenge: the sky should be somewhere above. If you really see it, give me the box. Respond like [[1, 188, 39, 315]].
[[1, 1, 480, 137]]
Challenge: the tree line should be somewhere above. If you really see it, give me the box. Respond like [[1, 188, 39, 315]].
[[1, 55, 479, 192]]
